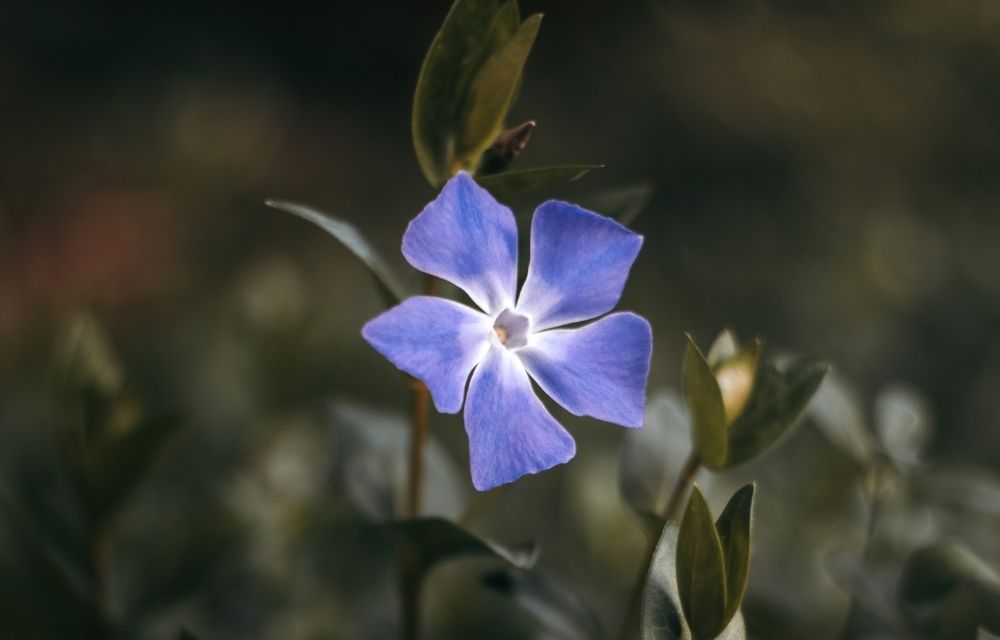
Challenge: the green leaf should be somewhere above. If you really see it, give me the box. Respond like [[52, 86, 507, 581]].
[[676, 487, 727, 640], [411, 0, 504, 185], [683, 335, 727, 470], [724, 357, 829, 469], [715, 484, 754, 628], [642, 519, 746, 640], [391, 517, 537, 580], [456, 14, 542, 171], [482, 568, 604, 640], [265, 200, 407, 306], [477, 165, 603, 200]]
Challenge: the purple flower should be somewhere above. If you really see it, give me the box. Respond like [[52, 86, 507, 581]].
[[363, 173, 652, 491]]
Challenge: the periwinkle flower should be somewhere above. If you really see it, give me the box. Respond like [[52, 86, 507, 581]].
[[363, 173, 652, 491]]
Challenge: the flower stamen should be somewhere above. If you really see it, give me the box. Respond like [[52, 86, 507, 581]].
[[492, 309, 530, 349]]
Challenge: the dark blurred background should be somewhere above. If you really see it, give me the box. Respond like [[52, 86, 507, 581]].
[[2, 1, 1000, 638]]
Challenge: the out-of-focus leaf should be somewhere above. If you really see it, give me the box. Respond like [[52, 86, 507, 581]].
[[84, 414, 180, 519], [619, 391, 691, 532], [122, 503, 245, 622], [724, 358, 829, 469], [914, 466, 1000, 520], [874, 384, 932, 468], [265, 200, 407, 306], [715, 484, 754, 627], [808, 370, 877, 468], [331, 402, 467, 521], [391, 517, 537, 579], [585, 183, 654, 227], [178, 629, 201, 640], [714, 339, 761, 426], [477, 165, 602, 200], [642, 519, 746, 640], [51, 311, 124, 400], [456, 14, 542, 171], [683, 335, 727, 470], [412, 0, 505, 185], [900, 544, 999, 605], [482, 568, 604, 640], [899, 543, 1000, 637], [676, 487, 727, 640]]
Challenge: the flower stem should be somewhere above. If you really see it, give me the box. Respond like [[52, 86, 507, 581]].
[[404, 275, 437, 520], [401, 275, 437, 640], [617, 452, 702, 640], [405, 376, 430, 520]]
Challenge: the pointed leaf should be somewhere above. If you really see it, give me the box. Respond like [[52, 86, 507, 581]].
[[456, 14, 542, 170], [715, 484, 754, 627], [477, 165, 603, 200], [676, 487, 727, 640], [642, 519, 746, 640], [391, 517, 537, 579], [724, 358, 829, 469], [266, 200, 407, 306], [411, 0, 504, 185], [682, 335, 727, 469], [483, 568, 604, 640]]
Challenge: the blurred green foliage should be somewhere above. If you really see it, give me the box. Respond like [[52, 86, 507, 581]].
[[2, 0, 1000, 639]]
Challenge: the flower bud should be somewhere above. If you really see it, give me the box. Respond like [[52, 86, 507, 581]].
[[708, 331, 761, 426]]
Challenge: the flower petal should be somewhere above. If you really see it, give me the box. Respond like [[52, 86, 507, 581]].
[[516, 201, 643, 331], [518, 312, 652, 428], [402, 172, 518, 315], [362, 296, 491, 413], [464, 346, 576, 491]]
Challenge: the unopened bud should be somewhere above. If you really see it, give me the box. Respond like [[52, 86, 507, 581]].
[[479, 120, 536, 175], [710, 333, 761, 425]]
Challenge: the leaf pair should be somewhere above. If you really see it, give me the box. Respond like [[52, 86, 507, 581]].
[[413, 0, 541, 186], [676, 486, 754, 640], [683, 332, 828, 471], [641, 485, 754, 640]]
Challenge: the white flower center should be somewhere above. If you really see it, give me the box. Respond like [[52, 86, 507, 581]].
[[493, 308, 530, 349]]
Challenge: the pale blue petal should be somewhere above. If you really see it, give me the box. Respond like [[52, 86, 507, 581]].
[[464, 346, 576, 491], [518, 312, 652, 428], [516, 201, 643, 331], [402, 172, 518, 315], [362, 296, 491, 413]]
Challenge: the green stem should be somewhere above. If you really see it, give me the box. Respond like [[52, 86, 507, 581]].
[[401, 276, 436, 640], [617, 452, 702, 640], [404, 276, 436, 520]]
